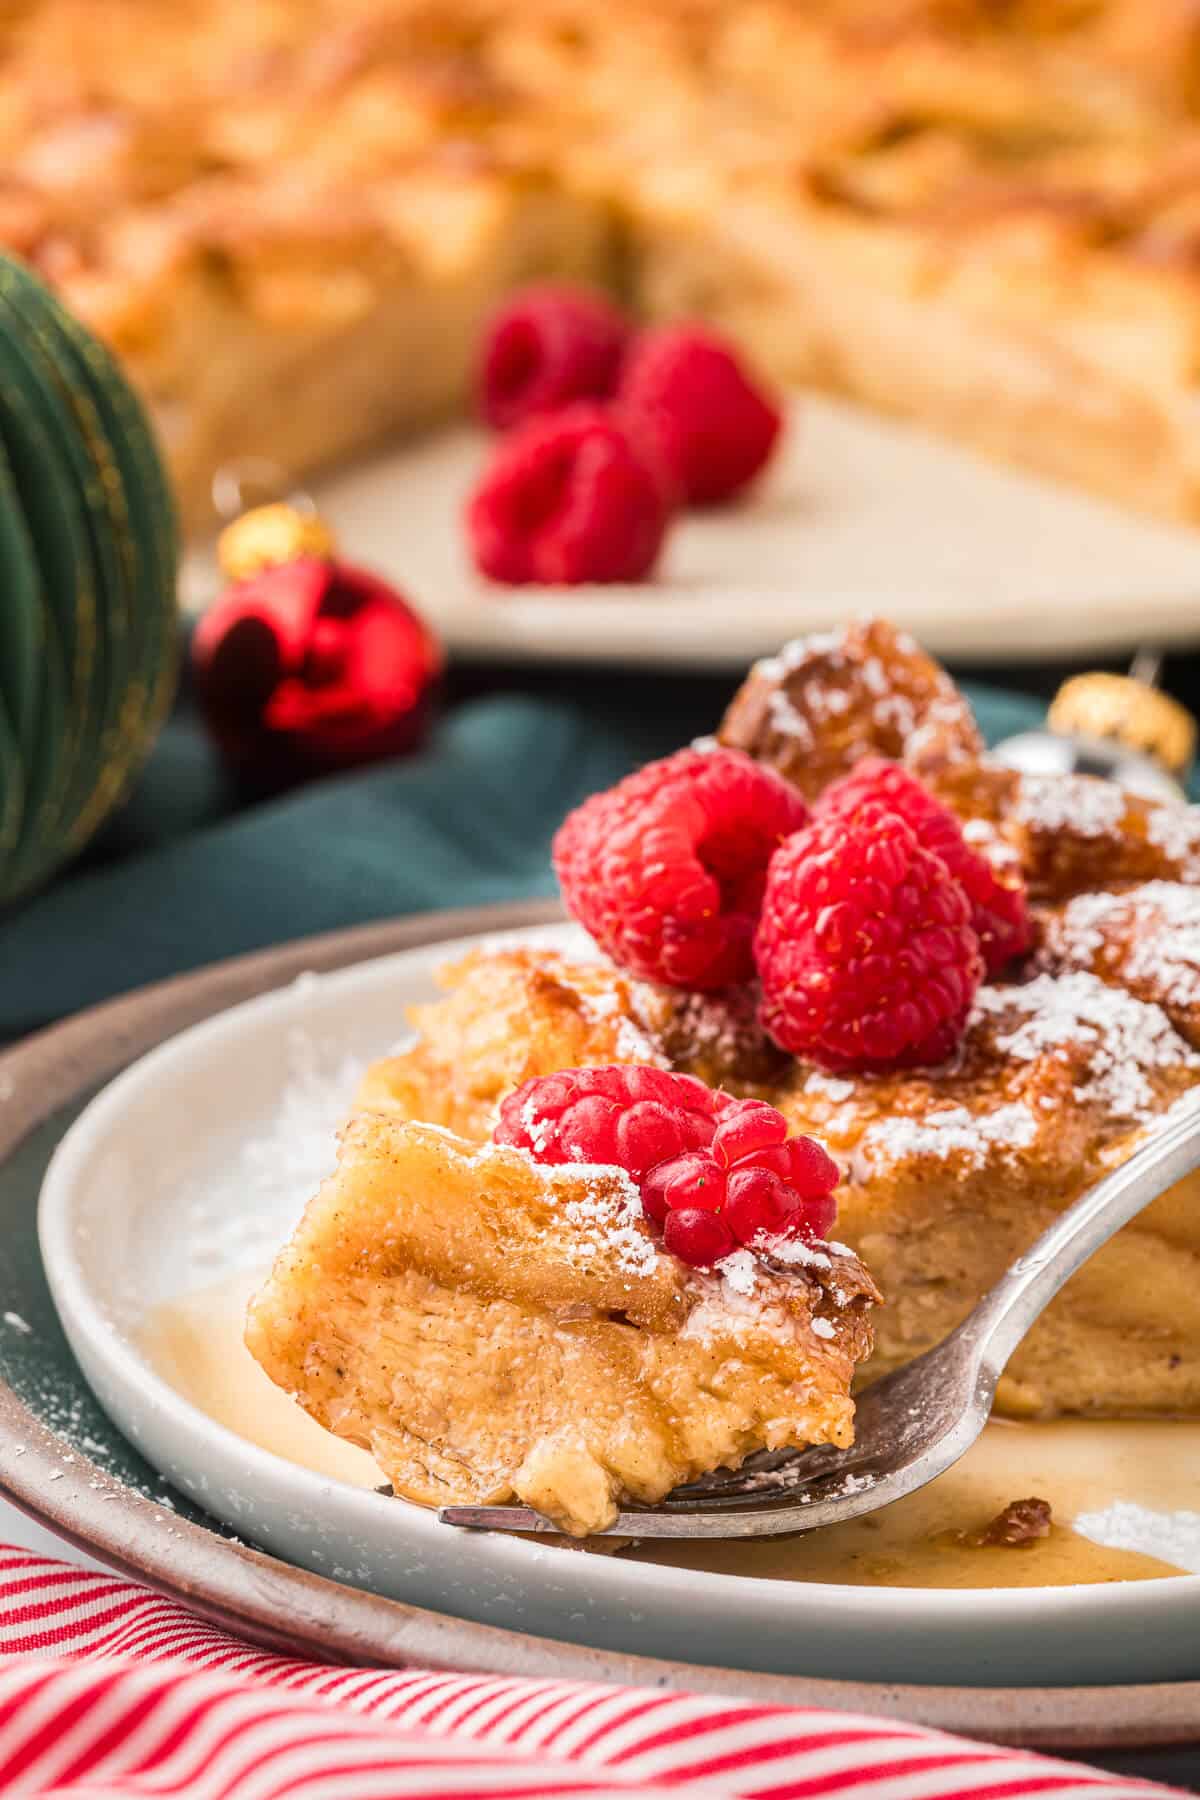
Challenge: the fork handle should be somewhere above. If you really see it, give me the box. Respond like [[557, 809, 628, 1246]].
[[962, 1095, 1200, 1383]]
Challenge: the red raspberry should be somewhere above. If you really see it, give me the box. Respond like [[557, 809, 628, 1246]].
[[755, 801, 984, 1071], [495, 1070, 839, 1270], [553, 746, 808, 989], [477, 285, 630, 431], [818, 758, 1032, 976], [664, 1207, 736, 1267], [495, 1065, 718, 1177], [466, 405, 671, 585], [647, 1094, 839, 1266], [619, 325, 783, 506]]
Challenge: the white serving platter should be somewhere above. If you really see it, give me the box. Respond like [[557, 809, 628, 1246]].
[[183, 396, 1200, 668]]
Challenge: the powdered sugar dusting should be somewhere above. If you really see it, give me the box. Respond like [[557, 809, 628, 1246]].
[[804, 1071, 855, 1103], [755, 630, 842, 683], [961, 812, 1021, 874], [520, 1095, 552, 1155], [573, 983, 667, 1067], [715, 1248, 760, 1298], [1074, 1501, 1200, 1574], [1145, 802, 1200, 867], [498, 1145, 658, 1278], [560, 1187, 658, 1278], [866, 1101, 1037, 1165], [766, 685, 815, 747], [1015, 774, 1125, 837], [182, 1024, 366, 1281], [1048, 882, 1200, 1012], [682, 1232, 853, 1347], [751, 623, 973, 767], [681, 1264, 794, 1348], [764, 1235, 832, 1273], [757, 631, 911, 745], [974, 971, 1199, 1121]]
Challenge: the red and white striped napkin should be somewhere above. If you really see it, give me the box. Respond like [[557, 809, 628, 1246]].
[[0, 1544, 1185, 1799]]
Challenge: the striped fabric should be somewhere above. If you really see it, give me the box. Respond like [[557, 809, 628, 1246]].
[[0, 1545, 1183, 1799]]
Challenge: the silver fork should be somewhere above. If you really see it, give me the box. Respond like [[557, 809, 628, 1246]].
[[439, 1096, 1200, 1538]]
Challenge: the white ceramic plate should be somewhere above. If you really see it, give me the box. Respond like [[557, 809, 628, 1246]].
[[185, 397, 1200, 668], [39, 923, 1200, 1688]]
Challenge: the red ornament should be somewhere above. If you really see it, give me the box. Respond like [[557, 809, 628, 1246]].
[[192, 548, 442, 780]]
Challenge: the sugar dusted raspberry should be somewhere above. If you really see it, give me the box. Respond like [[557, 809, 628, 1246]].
[[619, 325, 783, 506], [478, 285, 630, 431], [755, 801, 984, 1071], [495, 1064, 716, 1178], [495, 1070, 840, 1270], [819, 758, 1032, 976], [553, 746, 808, 989], [466, 405, 671, 585]]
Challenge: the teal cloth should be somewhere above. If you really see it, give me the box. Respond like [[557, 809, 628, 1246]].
[[0, 679, 1042, 1040]]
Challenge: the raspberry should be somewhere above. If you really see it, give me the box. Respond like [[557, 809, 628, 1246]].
[[665, 1208, 737, 1266], [495, 1065, 718, 1177], [495, 1069, 840, 1269], [466, 405, 671, 585], [642, 1096, 840, 1265], [819, 758, 1032, 975], [755, 801, 984, 1071], [477, 285, 630, 431], [553, 746, 809, 989], [619, 325, 782, 506]]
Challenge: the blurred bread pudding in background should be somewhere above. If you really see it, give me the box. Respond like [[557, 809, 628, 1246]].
[[14, 0, 1200, 525]]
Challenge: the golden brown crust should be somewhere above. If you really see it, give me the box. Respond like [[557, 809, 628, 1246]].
[[357, 945, 670, 1139], [717, 617, 984, 802], [358, 942, 787, 1138]]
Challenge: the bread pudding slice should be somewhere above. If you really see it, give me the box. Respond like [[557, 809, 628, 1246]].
[[363, 939, 1200, 1418], [361, 621, 1200, 1421], [245, 1113, 878, 1535]]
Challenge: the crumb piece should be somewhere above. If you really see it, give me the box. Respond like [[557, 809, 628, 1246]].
[[965, 1496, 1053, 1548]]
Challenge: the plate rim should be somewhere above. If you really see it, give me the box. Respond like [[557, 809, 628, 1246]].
[[3, 898, 1200, 1752], [37, 916, 1200, 1634]]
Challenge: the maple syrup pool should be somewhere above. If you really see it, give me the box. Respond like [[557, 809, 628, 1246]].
[[142, 1267, 1199, 1591]]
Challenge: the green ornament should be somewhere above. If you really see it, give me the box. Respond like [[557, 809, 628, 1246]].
[[0, 254, 179, 904]]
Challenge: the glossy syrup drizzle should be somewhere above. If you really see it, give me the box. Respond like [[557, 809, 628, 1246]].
[[143, 1268, 1198, 1589]]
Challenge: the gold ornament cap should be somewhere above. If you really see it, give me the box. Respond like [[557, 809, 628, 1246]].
[[1047, 672, 1197, 780], [217, 502, 337, 582]]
